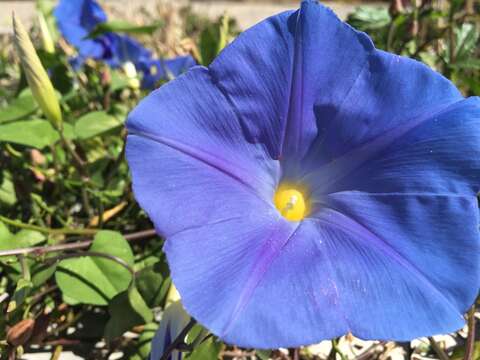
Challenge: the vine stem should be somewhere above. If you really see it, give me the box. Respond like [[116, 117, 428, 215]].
[[0, 229, 157, 257], [464, 305, 476, 360], [0, 215, 97, 236], [428, 337, 450, 360]]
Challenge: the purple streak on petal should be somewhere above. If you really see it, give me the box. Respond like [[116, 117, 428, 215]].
[[220, 220, 300, 336], [126, 66, 279, 236], [282, 1, 373, 161], [312, 207, 460, 316], [311, 190, 480, 338], [210, 1, 376, 162], [328, 97, 480, 196], [220, 218, 349, 347], [305, 48, 462, 170], [128, 129, 266, 202], [303, 98, 466, 196]]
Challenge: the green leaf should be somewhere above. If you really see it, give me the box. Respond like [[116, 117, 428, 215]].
[[88, 20, 163, 38], [110, 71, 132, 92], [0, 224, 45, 251], [455, 23, 479, 61], [0, 119, 59, 149], [55, 230, 134, 305], [450, 59, 480, 70], [0, 171, 17, 206], [0, 221, 11, 240], [0, 225, 45, 264], [347, 6, 391, 31], [104, 285, 153, 340], [31, 261, 57, 287], [74, 111, 122, 139], [256, 350, 272, 360], [0, 93, 37, 123], [128, 322, 158, 360], [7, 278, 33, 312], [199, 26, 221, 66], [450, 341, 480, 360], [136, 261, 171, 307], [185, 335, 223, 360]]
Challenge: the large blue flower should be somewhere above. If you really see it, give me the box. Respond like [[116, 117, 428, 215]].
[[126, 0, 480, 348]]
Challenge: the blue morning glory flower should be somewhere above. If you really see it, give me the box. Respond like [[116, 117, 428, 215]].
[[54, 0, 108, 60], [102, 33, 152, 68], [138, 56, 197, 89], [54, 0, 151, 70], [126, 0, 480, 349]]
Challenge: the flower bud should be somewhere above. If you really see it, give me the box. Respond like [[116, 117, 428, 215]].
[[38, 12, 55, 54], [12, 14, 62, 129], [7, 318, 35, 347]]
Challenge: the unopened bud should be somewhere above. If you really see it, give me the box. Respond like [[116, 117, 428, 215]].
[[38, 12, 55, 54], [12, 14, 62, 129]]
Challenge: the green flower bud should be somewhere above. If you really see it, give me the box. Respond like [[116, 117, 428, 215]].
[[12, 14, 62, 129], [38, 12, 55, 54]]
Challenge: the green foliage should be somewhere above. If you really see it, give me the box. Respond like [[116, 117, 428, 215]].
[[104, 285, 153, 340], [74, 111, 123, 139], [0, 92, 37, 123], [55, 231, 134, 305], [347, 0, 480, 95], [88, 20, 164, 38], [0, 119, 59, 149]]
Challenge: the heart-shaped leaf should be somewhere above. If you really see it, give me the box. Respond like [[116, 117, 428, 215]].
[[55, 230, 134, 305]]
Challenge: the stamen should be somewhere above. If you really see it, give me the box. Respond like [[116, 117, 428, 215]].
[[273, 187, 308, 221]]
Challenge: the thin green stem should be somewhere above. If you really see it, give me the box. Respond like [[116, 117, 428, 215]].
[[18, 254, 31, 281], [0, 215, 97, 235]]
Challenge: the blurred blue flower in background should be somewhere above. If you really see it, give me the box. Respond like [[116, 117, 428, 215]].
[[102, 33, 152, 69], [127, 0, 480, 349], [139, 56, 197, 89], [53, 0, 107, 60], [54, 0, 195, 89]]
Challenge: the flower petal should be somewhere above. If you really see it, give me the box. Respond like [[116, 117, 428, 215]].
[[209, 1, 373, 160], [311, 191, 479, 339], [165, 210, 305, 348], [304, 40, 463, 171], [126, 67, 279, 236], [54, 0, 107, 58], [168, 189, 479, 347], [305, 97, 480, 196], [103, 33, 152, 68]]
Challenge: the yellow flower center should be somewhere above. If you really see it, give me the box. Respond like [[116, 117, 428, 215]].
[[273, 186, 308, 221]]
